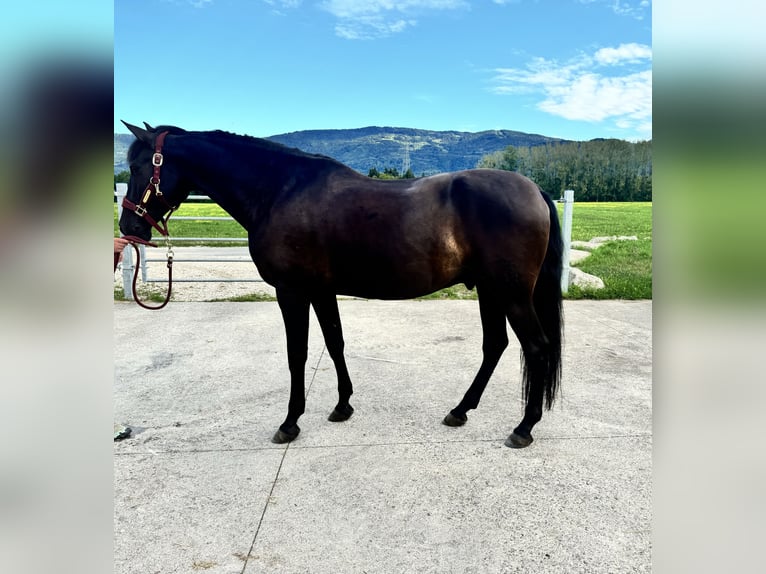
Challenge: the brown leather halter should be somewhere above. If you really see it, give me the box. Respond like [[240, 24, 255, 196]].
[[121, 131, 177, 237], [119, 131, 176, 310]]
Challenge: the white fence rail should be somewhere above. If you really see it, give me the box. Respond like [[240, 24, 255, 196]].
[[559, 189, 574, 293], [115, 183, 574, 300]]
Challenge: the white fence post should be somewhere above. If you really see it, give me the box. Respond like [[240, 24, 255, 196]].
[[560, 189, 574, 293], [114, 183, 135, 300]]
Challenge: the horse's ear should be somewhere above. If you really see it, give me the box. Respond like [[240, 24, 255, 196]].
[[122, 121, 153, 145], [143, 122, 155, 130]]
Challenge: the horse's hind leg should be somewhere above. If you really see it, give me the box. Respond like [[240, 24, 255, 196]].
[[272, 288, 310, 444], [443, 285, 508, 427], [504, 300, 551, 448], [311, 291, 354, 423]]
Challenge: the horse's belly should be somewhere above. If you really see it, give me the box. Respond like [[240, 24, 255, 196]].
[[331, 249, 467, 300]]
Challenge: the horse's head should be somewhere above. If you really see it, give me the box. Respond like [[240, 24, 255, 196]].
[[119, 122, 191, 242]]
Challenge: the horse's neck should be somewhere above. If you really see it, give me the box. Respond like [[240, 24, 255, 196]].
[[186, 171, 249, 228], [180, 139, 289, 229]]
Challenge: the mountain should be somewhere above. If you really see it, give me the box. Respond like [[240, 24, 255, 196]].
[[114, 133, 135, 173], [114, 126, 569, 175]]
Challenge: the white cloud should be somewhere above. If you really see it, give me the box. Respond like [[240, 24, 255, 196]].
[[493, 58, 581, 93], [322, 0, 466, 17], [594, 43, 652, 65], [538, 70, 651, 121], [261, 0, 302, 15], [334, 17, 416, 40], [262, 0, 302, 8], [321, 0, 467, 39], [490, 45, 652, 139], [577, 0, 651, 20]]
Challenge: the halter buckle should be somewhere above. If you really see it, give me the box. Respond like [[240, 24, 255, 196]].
[[152, 152, 164, 167], [134, 205, 146, 216]]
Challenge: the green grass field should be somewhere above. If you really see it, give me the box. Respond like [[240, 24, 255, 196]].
[[114, 203, 246, 244], [558, 202, 652, 300], [556, 201, 651, 240], [115, 201, 652, 299]]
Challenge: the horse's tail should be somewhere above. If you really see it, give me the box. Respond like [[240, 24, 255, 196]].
[[523, 189, 564, 410]]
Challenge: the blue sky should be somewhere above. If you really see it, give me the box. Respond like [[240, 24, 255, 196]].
[[115, 0, 652, 141]]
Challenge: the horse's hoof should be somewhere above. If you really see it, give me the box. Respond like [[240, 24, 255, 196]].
[[442, 412, 467, 427], [505, 432, 533, 448], [271, 425, 300, 444], [328, 404, 354, 422]]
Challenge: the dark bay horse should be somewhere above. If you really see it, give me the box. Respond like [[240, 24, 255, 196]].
[[119, 123, 563, 448]]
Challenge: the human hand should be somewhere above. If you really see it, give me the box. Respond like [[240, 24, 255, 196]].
[[114, 237, 130, 254]]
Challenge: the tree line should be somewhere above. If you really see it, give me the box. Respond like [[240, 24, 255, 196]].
[[477, 139, 652, 201], [367, 166, 416, 179]]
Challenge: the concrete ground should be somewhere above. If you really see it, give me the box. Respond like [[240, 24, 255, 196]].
[[114, 299, 651, 574]]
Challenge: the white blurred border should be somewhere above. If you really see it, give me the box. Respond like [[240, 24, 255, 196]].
[[0, 3, 114, 574], [654, 2, 766, 573]]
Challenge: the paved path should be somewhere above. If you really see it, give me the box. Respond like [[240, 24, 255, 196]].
[[114, 299, 651, 573]]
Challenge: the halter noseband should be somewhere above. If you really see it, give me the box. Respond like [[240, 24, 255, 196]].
[[121, 130, 177, 237]]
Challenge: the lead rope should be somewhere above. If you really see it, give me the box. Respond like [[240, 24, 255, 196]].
[[119, 235, 174, 310]]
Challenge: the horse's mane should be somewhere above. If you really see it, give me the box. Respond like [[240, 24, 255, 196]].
[[127, 124, 344, 169], [205, 128, 345, 167]]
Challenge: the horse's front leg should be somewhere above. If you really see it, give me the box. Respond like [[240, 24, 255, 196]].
[[272, 288, 311, 444], [311, 291, 354, 422]]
